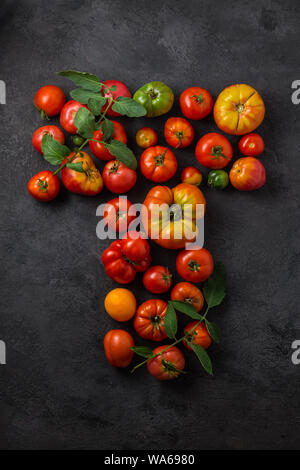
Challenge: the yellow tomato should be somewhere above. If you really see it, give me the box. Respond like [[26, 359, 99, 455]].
[[104, 288, 137, 322]]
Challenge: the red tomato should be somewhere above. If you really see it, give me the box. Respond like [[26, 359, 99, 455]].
[[103, 198, 135, 233], [171, 282, 204, 312], [101, 80, 132, 117], [61, 151, 103, 196], [176, 247, 214, 283], [147, 346, 185, 380], [195, 132, 233, 169], [164, 117, 194, 149], [134, 299, 168, 342], [183, 321, 212, 351], [60, 100, 88, 134], [143, 266, 172, 294], [179, 87, 213, 120], [103, 160, 137, 194], [89, 120, 127, 161], [181, 166, 202, 186], [121, 231, 150, 262], [104, 329, 134, 368], [140, 146, 177, 183], [27, 170, 60, 202], [32, 125, 65, 154], [238, 133, 264, 156], [136, 127, 158, 149], [229, 157, 266, 191], [34, 85, 65, 118]]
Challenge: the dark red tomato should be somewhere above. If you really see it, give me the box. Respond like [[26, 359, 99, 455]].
[[238, 133, 265, 156], [180, 87, 213, 120], [27, 170, 60, 202], [134, 299, 168, 342], [195, 132, 233, 169], [140, 145, 177, 183], [103, 160, 137, 194], [60, 100, 88, 134], [176, 247, 214, 283], [143, 266, 172, 294], [136, 127, 158, 149], [34, 85, 65, 118], [147, 345, 185, 380], [101, 80, 132, 117], [32, 125, 65, 154], [89, 120, 127, 161], [183, 321, 212, 351], [164, 117, 194, 149], [103, 197, 136, 233]]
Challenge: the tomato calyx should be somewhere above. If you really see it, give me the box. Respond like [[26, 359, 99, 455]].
[[148, 88, 158, 100], [211, 145, 229, 160], [235, 103, 245, 113], [109, 160, 120, 174], [162, 270, 172, 285], [122, 253, 139, 266], [188, 260, 200, 272], [192, 93, 204, 104], [161, 358, 184, 376], [38, 179, 48, 192], [175, 131, 184, 147], [155, 150, 167, 166], [116, 209, 127, 221], [151, 314, 162, 326], [169, 204, 182, 222]]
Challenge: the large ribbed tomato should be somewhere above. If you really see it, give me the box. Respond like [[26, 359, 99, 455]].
[[61, 152, 103, 196]]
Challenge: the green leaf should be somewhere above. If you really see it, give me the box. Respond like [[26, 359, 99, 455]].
[[203, 263, 226, 309], [190, 343, 213, 375], [66, 162, 85, 173], [111, 96, 147, 117], [164, 302, 178, 339], [41, 134, 70, 166], [109, 85, 117, 92], [58, 70, 101, 91], [101, 119, 115, 141], [171, 301, 204, 320], [70, 88, 106, 105], [103, 140, 137, 170], [88, 97, 107, 116], [205, 320, 221, 344], [131, 346, 153, 359], [73, 107, 95, 139]]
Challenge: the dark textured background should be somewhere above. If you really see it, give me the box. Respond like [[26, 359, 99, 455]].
[[0, 0, 300, 450]]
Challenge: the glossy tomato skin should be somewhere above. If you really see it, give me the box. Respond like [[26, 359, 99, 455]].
[[207, 170, 229, 190], [60, 100, 88, 134], [32, 125, 65, 154], [104, 288, 136, 322], [104, 329, 134, 367], [143, 266, 172, 294], [34, 85, 65, 118], [195, 132, 233, 169], [61, 151, 103, 196], [164, 117, 194, 149], [89, 121, 127, 161], [103, 160, 137, 194], [121, 231, 150, 262], [134, 299, 168, 342], [238, 133, 264, 156], [229, 157, 266, 191], [27, 170, 60, 202], [183, 321, 212, 351], [102, 80, 131, 117], [180, 87, 213, 120], [176, 247, 214, 283], [147, 346, 185, 380], [103, 197, 135, 233], [133, 81, 174, 118], [136, 127, 157, 148], [140, 146, 177, 183], [181, 166, 202, 186], [171, 282, 204, 312]]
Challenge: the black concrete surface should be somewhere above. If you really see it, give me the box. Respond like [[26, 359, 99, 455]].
[[0, 0, 300, 450]]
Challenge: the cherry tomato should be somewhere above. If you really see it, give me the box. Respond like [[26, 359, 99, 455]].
[[207, 170, 229, 190], [176, 247, 214, 283], [103, 160, 137, 194], [164, 117, 194, 149], [147, 346, 185, 380], [27, 170, 60, 202], [140, 145, 177, 183], [134, 299, 168, 342], [183, 321, 212, 351], [195, 133, 233, 169], [104, 288, 136, 322], [103, 197, 135, 233], [32, 125, 65, 154], [61, 151, 103, 196], [229, 157, 266, 191], [181, 166, 202, 186], [143, 266, 172, 294], [101, 80, 131, 117], [171, 282, 204, 312], [238, 133, 264, 156], [136, 127, 158, 149], [89, 120, 127, 161], [179, 87, 213, 120], [60, 100, 88, 134], [104, 329, 134, 368], [34, 85, 65, 118]]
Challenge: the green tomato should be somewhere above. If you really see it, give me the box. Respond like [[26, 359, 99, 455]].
[[133, 81, 174, 117], [208, 170, 229, 189], [72, 135, 85, 146]]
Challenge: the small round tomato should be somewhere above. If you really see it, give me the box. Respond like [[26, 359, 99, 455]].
[[136, 127, 158, 148], [60, 100, 88, 134], [176, 247, 214, 283], [143, 266, 172, 294], [181, 166, 202, 186], [134, 299, 168, 342], [164, 117, 194, 149], [103, 197, 135, 233], [195, 132, 233, 169], [32, 125, 65, 154], [238, 133, 264, 156], [27, 170, 60, 202], [147, 346, 185, 380], [179, 87, 213, 120], [89, 120, 127, 161], [183, 321, 212, 351], [229, 156, 266, 191], [61, 151, 103, 196], [101, 80, 132, 117], [103, 160, 137, 194], [208, 170, 229, 190], [104, 288, 136, 322], [140, 146, 177, 183], [104, 329, 134, 368], [34, 85, 65, 118], [171, 282, 204, 312]]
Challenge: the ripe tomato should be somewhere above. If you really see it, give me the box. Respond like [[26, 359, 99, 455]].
[[61, 151, 103, 196], [147, 346, 185, 380], [34, 85, 65, 118], [103, 197, 135, 233], [104, 288, 136, 322], [101, 80, 131, 117], [176, 247, 214, 283], [238, 133, 264, 156], [121, 231, 150, 262], [143, 266, 172, 294], [89, 120, 127, 161], [179, 87, 213, 120], [164, 117, 194, 149], [103, 160, 137, 194], [104, 329, 134, 368], [181, 166, 202, 186], [214, 84, 265, 135], [140, 146, 177, 183], [183, 321, 212, 351], [134, 299, 168, 342], [27, 170, 60, 202], [171, 282, 204, 312], [229, 157, 266, 191], [60, 100, 88, 134], [195, 133, 233, 169], [32, 125, 65, 154], [136, 127, 157, 148]]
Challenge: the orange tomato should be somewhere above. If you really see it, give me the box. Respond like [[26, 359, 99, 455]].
[[229, 156, 266, 191], [104, 329, 134, 367], [183, 321, 212, 351], [181, 166, 202, 186], [136, 127, 158, 148], [104, 288, 137, 322], [61, 151, 103, 196]]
